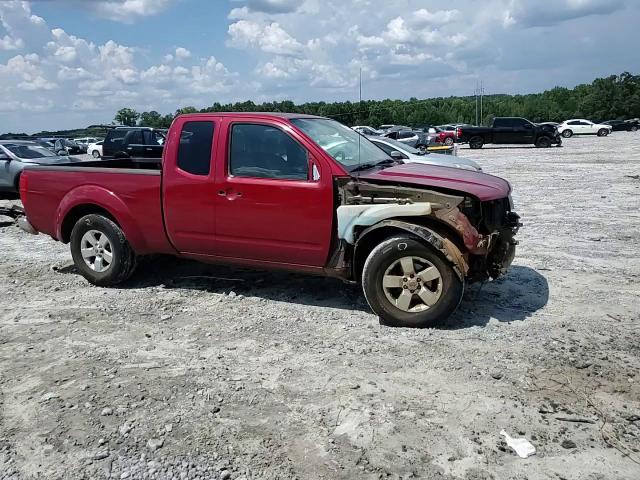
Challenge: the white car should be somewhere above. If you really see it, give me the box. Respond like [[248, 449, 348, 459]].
[[558, 119, 612, 138], [352, 125, 382, 136], [369, 136, 482, 171], [87, 141, 103, 158]]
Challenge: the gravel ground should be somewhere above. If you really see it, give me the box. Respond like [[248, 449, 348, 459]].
[[1, 134, 639, 480]]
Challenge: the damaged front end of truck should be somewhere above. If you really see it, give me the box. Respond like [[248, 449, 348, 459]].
[[325, 177, 521, 284]]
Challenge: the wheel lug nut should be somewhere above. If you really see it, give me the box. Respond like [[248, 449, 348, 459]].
[[403, 285, 408, 289]]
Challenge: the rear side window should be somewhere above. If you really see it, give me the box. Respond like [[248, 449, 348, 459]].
[[177, 121, 214, 176], [493, 118, 511, 127], [106, 130, 127, 146], [229, 124, 308, 180]]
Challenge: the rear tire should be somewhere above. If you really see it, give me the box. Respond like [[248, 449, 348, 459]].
[[562, 130, 573, 138], [597, 128, 609, 137], [362, 236, 463, 328], [535, 136, 552, 148], [70, 214, 136, 286], [469, 136, 484, 149], [92, 150, 101, 158], [631, 126, 638, 132], [444, 137, 454, 146]]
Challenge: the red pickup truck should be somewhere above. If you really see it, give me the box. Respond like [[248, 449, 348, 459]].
[[19, 113, 520, 328]]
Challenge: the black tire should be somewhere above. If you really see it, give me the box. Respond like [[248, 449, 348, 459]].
[[444, 137, 454, 146], [562, 130, 573, 138], [416, 144, 428, 153], [91, 150, 101, 158], [362, 236, 463, 328], [631, 126, 638, 132], [469, 136, 484, 149], [535, 136, 552, 148], [70, 214, 136, 286], [597, 128, 609, 137]]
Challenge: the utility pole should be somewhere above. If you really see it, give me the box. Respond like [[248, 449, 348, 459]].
[[480, 80, 484, 125], [475, 81, 479, 126]]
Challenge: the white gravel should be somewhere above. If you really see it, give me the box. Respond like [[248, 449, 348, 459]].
[[1, 133, 639, 479]]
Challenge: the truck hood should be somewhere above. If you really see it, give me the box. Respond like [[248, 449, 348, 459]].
[[357, 162, 511, 201]]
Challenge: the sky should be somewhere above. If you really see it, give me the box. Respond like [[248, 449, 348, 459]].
[[0, 0, 638, 133]]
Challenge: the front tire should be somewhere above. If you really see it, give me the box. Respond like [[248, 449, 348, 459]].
[[444, 137, 454, 146], [631, 126, 638, 132], [362, 236, 463, 328], [70, 214, 136, 286], [535, 136, 552, 148], [562, 130, 573, 138], [597, 129, 609, 137], [92, 150, 101, 158], [469, 136, 484, 149]]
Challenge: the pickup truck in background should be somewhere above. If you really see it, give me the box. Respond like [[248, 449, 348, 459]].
[[19, 113, 520, 328], [458, 117, 562, 149], [102, 126, 166, 159]]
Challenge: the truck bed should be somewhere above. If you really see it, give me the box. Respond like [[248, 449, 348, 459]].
[[21, 161, 174, 254]]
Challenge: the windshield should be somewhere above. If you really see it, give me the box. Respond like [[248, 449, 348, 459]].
[[290, 118, 389, 172], [4, 144, 57, 159], [379, 137, 422, 155]]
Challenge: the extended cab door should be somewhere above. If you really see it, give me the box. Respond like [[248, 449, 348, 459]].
[[162, 118, 218, 254], [213, 119, 334, 266], [492, 118, 515, 143]]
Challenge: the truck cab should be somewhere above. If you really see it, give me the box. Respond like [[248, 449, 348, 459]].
[[19, 113, 520, 328]]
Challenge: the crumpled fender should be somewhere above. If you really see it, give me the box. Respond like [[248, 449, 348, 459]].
[[355, 219, 468, 280], [55, 185, 148, 251]]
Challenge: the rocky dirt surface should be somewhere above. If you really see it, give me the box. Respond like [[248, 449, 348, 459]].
[[1, 134, 639, 480]]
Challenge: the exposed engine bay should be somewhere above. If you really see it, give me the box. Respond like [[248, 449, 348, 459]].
[[335, 178, 521, 282]]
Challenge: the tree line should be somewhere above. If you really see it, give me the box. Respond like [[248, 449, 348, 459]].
[[2, 72, 637, 139], [119, 72, 640, 129]]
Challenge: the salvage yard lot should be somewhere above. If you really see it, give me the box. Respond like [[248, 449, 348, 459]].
[[1, 135, 639, 479]]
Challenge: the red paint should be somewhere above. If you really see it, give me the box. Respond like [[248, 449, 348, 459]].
[[20, 113, 513, 271], [358, 162, 511, 201]]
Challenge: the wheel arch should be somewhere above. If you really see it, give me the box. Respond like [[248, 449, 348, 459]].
[[55, 186, 147, 252], [353, 220, 468, 283]]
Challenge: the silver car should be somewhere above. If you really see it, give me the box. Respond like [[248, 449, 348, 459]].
[[0, 140, 80, 194], [368, 136, 482, 171]]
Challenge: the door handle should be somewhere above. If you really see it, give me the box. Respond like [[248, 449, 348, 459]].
[[218, 189, 242, 199]]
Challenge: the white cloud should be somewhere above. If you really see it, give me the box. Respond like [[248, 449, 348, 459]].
[[84, 0, 177, 23], [175, 47, 191, 60], [0, 0, 638, 133]]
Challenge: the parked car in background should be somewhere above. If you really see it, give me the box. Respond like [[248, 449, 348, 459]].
[[426, 127, 457, 146], [352, 126, 382, 136], [602, 119, 639, 132], [0, 140, 80, 193], [54, 138, 83, 156], [87, 141, 103, 158], [19, 112, 520, 328], [369, 136, 482, 171], [458, 117, 562, 149], [73, 137, 100, 153], [383, 129, 433, 151], [557, 119, 612, 138], [102, 127, 166, 159]]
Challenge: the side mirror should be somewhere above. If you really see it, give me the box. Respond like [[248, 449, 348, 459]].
[[390, 151, 405, 160]]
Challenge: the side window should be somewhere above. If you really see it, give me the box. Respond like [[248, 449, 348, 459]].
[[568, 121, 580, 125], [493, 118, 511, 127], [124, 130, 143, 145], [230, 124, 308, 180], [177, 121, 214, 176], [106, 130, 127, 147], [142, 130, 154, 145]]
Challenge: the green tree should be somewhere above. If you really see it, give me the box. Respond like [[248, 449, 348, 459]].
[[114, 108, 140, 126]]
